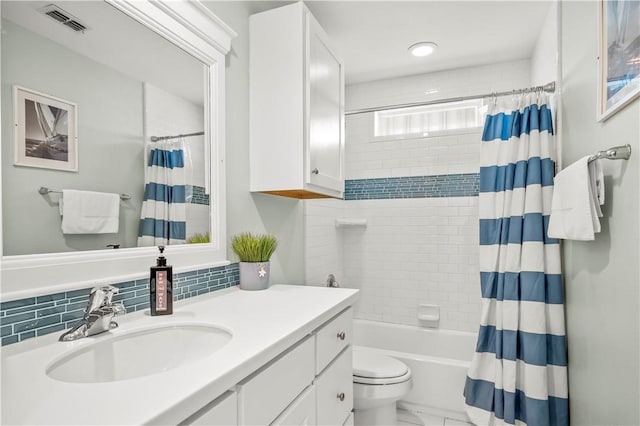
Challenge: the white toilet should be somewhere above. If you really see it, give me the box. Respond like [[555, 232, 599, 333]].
[[352, 347, 412, 426]]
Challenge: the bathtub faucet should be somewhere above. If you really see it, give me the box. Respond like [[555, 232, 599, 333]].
[[59, 285, 126, 342], [327, 274, 340, 288]]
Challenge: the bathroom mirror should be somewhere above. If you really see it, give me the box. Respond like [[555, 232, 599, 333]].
[[0, 0, 236, 301], [2, 0, 207, 255]]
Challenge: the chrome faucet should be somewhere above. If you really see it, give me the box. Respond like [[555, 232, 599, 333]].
[[59, 285, 126, 342], [326, 274, 340, 288]]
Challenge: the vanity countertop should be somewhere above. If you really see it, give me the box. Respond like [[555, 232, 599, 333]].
[[1, 284, 358, 425]]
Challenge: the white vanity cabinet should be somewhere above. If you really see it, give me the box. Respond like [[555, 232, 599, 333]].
[[249, 2, 344, 199], [180, 391, 238, 426], [237, 307, 353, 426], [2, 286, 358, 426], [238, 336, 316, 425]]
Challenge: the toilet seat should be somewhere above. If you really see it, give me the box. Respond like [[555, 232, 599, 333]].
[[353, 348, 411, 385]]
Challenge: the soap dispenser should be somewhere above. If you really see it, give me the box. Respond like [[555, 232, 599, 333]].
[[150, 246, 173, 316]]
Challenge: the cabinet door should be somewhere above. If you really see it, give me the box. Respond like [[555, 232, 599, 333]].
[[238, 336, 315, 426], [315, 347, 353, 426], [306, 12, 343, 193]]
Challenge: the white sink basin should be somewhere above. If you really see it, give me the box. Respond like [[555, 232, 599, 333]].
[[46, 323, 232, 383]]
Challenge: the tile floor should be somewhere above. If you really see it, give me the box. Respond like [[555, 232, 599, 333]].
[[398, 409, 472, 426]]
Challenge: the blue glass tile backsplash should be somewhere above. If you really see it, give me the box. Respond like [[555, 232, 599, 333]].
[[344, 173, 479, 200], [0, 263, 239, 346], [189, 185, 210, 206]]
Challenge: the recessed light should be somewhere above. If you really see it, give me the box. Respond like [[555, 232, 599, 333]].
[[409, 42, 438, 57]]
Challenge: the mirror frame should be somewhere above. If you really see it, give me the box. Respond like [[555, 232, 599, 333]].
[[0, 0, 236, 302]]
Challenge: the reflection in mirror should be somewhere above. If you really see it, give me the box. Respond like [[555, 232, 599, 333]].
[[1, 0, 209, 256]]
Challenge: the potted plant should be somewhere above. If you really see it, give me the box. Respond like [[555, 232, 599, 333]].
[[231, 232, 278, 290]]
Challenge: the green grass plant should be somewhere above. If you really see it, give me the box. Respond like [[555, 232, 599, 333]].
[[186, 232, 210, 244], [231, 232, 278, 262]]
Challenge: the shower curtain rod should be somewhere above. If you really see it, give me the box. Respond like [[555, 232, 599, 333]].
[[150, 131, 204, 142], [344, 81, 556, 116]]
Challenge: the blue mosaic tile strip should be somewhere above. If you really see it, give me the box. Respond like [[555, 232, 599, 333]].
[[344, 173, 479, 200], [0, 263, 239, 346], [189, 185, 210, 206]]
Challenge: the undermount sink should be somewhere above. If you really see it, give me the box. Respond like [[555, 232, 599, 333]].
[[46, 323, 232, 383]]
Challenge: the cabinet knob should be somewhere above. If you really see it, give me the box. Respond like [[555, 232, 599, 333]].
[[337, 331, 346, 340], [311, 168, 319, 175], [337, 392, 345, 402]]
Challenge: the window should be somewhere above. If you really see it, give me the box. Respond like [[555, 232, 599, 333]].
[[374, 99, 486, 139]]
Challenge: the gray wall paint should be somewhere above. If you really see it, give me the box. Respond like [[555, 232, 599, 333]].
[[561, 2, 640, 424], [1, 20, 144, 255], [202, 2, 305, 285]]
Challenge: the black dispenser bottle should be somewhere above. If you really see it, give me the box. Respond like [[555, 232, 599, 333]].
[[150, 246, 173, 315]]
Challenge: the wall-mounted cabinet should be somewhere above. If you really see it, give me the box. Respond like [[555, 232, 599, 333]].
[[250, 3, 344, 199]]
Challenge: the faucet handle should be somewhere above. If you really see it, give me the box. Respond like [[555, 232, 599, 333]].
[[102, 285, 119, 304], [87, 285, 120, 313]]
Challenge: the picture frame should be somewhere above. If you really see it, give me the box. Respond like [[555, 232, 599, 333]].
[[13, 85, 78, 172], [597, 0, 640, 121]]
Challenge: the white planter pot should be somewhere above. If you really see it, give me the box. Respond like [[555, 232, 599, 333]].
[[238, 261, 270, 290]]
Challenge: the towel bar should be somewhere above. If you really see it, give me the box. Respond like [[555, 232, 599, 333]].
[[38, 187, 131, 201], [588, 144, 631, 163]]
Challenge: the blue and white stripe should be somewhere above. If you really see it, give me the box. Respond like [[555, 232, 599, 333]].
[[138, 138, 188, 246], [464, 93, 568, 426]]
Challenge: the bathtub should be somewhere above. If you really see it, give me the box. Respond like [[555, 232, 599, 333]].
[[352, 319, 477, 421]]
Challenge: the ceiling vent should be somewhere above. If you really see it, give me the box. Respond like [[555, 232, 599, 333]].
[[38, 4, 88, 33]]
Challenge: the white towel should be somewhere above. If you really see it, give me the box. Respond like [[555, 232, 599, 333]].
[[548, 156, 605, 240], [60, 189, 120, 234], [589, 158, 605, 207]]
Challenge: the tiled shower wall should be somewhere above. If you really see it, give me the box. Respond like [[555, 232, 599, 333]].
[[305, 60, 531, 332]]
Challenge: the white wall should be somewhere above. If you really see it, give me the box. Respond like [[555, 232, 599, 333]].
[[530, 2, 558, 87], [202, 1, 305, 284], [561, 2, 640, 424], [307, 60, 531, 332]]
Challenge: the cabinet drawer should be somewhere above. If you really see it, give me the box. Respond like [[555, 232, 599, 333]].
[[179, 391, 237, 426], [271, 385, 317, 426], [239, 336, 314, 426], [315, 347, 353, 426], [315, 308, 352, 374]]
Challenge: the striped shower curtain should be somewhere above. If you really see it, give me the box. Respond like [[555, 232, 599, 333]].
[[464, 92, 568, 425], [138, 138, 188, 246]]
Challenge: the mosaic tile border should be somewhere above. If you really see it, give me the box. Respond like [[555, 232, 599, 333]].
[[344, 173, 479, 200], [0, 263, 239, 346], [189, 185, 210, 206]]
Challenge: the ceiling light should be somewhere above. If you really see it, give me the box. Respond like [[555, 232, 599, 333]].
[[409, 42, 438, 57]]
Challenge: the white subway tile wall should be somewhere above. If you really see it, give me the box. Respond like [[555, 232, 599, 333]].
[[305, 59, 531, 332], [304, 199, 345, 286], [346, 113, 482, 180]]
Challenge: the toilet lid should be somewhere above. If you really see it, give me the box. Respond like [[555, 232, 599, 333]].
[[353, 348, 409, 379]]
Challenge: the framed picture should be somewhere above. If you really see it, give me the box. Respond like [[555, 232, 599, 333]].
[[13, 86, 78, 172], [597, 0, 640, 121]]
